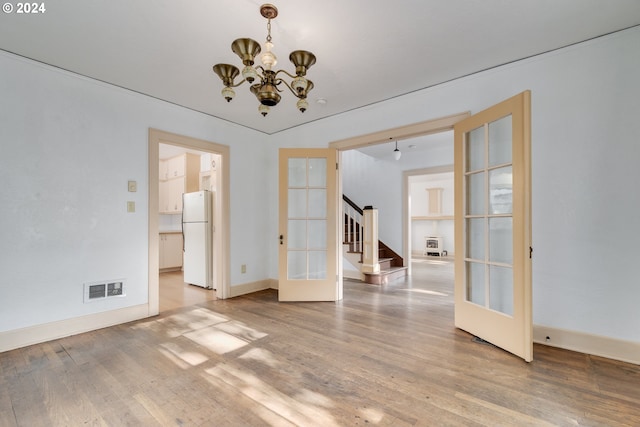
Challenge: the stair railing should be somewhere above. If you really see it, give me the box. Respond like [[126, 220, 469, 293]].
[[342, 195, 404, 269], [342, 195, 363, 254]]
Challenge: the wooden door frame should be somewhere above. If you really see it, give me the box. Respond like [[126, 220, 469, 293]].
[[148, 129, 231, 315], [402, 165, 454, 276], [329, 112, 470, 268]]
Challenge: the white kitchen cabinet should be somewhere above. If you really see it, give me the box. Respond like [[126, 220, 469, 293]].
[[160, 177, 186, 213], [159, 232, 183, 270], [167, 155, 186, 178], [159, 153, 200, 213], [159, 159, 169, 180]]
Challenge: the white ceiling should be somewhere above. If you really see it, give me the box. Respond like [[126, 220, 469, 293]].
[[357, 131, 453, 168], [1, 0, 639, 136]]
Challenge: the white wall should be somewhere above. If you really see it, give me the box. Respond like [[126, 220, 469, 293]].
[[271, 27, 640, 343], [2, 26, 639, 347], [0, 52, 270, 333], [340, 149, 403, 251]]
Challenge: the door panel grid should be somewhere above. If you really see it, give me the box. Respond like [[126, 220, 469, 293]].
[[464, 117, 514, 316], [279, 148, 339, 302], [454, 91, 532, 362], [287, 157, 328, 280]]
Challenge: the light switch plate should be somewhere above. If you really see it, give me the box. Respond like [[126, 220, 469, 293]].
[[128, 180, 137, 192], [127, 201, 135, 213]]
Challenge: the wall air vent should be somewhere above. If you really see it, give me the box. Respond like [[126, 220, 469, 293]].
[[84, 279, 126, 303], [88, 284, 106, 300]]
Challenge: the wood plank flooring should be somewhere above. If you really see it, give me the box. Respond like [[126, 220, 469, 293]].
[[1, 258, 639, 426], [159, 271, 216, 312]]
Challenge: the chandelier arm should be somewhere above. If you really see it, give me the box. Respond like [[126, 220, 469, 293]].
[[269, 78, 287, 93], [228, 78, 250, 88], [276, 79, 303, 98], [274, 69, 297, 80]]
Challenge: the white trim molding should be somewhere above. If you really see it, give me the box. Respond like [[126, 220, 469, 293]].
[[228, 279, 277, 298], [0, 304, 150, 353], [534, 325, 640, 365]]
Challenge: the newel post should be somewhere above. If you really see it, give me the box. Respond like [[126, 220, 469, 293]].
[[361, 206, 380, 274]]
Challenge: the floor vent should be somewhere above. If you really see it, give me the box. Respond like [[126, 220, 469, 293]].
[[84, 280, 126, 303]]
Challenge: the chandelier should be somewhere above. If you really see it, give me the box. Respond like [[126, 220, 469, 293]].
[[212, 3, 316, 117]]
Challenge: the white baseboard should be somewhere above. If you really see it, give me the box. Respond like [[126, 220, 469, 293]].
[[344, 269, 365, 281], [0, 304, 151, 353], [229, 279, 276, 298], [533, 325, 640, 365], [5, 300, 635, 367]]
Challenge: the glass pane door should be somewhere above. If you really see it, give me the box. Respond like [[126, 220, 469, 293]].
[[464, 115, 514, 316], [287, 157, 328, 280], [454, 91, 532, 362], [279, 148, 339, 302]]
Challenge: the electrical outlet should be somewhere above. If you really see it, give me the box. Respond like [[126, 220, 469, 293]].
[[241, 264, 247, 274]]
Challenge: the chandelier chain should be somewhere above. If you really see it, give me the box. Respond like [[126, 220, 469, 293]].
[[266, 19, 272, 43]]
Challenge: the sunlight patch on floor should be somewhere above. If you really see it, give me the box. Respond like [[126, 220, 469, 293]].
[[132, 307, 228, 337], [184, 327, 248, 354], [203, 363, 340, 427], [399, 288, 448, 296], [295, 389, 334, 409], [215, 319, 268, 342], [359, 406, 385, 424], [239, 348, 280, 368], [158, 341, 208, 368]]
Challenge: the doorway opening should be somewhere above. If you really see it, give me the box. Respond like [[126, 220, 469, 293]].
[[158, 144, 220, 311], [148, 129, 230, 316], [405, 165, 454, 276], [330, 112, 468, 286], [403, 169, 455, 260]]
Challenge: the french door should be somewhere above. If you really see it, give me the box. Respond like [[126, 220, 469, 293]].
[[278, 148, 341, 301], [454, 91, 532, 361]]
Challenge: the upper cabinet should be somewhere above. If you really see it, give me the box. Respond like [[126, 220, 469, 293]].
[[166, 155, 186, 179], [159, 153, 200, 213], [159, 158, 169, 181]]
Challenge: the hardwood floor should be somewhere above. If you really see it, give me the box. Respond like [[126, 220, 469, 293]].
[[1, 259, 639, 426], [159, 271, 216, 312]]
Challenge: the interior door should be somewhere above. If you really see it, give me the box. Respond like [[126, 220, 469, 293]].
[[278, 148, 340, 301], [454, 91, 532, 361]]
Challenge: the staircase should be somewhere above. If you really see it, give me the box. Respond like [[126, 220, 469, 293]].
[[343, 195, 408, 285]]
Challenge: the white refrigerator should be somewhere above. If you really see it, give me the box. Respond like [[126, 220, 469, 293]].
[[182, 190, 214, 289]]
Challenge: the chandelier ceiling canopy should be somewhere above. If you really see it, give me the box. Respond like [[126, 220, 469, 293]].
[[212, 3, 316, 117]]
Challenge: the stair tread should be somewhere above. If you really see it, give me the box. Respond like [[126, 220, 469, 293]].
[[363, 266, 407, 276]]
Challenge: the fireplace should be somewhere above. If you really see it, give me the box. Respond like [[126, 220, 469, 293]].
[[423, 236, 443, 256]]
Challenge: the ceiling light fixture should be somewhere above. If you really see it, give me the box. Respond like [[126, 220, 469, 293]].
[[212, 3, 316, 117], [393, 140, 402, 161]]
